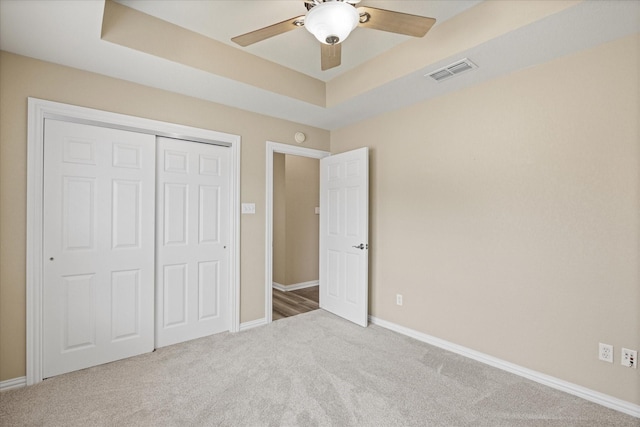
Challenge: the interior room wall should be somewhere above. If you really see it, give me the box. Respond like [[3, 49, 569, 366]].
[[272, 154, 320, 287], [330, 33, 640, 405], [272, 153, 286, 285], [0, 51, 330, 382], [284, 155, 320, 286]]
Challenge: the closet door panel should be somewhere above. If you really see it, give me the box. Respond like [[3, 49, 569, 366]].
[[43, 119, 155, 378], [155, 137, 230, 347]]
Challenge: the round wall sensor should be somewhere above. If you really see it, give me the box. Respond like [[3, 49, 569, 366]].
[[294, 132, 306, 143]]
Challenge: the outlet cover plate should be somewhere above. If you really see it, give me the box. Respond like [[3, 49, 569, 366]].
[[599, 343, 613, 363], [621, 348, 637, 368], [241, 203, 256, 214]]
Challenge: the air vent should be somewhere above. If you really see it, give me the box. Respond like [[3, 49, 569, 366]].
[[426, 58, 477, 82]]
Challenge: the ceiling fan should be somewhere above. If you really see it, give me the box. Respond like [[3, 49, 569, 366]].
[[231, 0, 436, 71]]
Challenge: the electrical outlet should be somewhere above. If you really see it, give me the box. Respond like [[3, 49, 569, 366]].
[[621, 348, 637, 368], [599, 343, 613, 363], [396, 294, 403, 306]]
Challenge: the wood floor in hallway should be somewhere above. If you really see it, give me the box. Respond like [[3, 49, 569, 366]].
[[272, 286, 319, 320]]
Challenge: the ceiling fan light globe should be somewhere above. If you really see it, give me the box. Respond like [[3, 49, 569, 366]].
[[305, 1, 359, 45]]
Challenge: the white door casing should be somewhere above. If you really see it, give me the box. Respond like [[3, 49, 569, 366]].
[[319, 147, 369, 327], [43, 119, 156, 378], [155, 137, 230, 347]]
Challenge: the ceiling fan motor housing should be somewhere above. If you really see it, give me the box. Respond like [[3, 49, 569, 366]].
[[304, 0, 360, 45]]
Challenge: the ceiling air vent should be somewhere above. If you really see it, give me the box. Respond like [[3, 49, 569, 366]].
[[426, 58, 477, 82]]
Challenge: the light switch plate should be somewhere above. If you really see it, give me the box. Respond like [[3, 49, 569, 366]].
[[241, 203, 256, 214], [315, 207, 320, 215]]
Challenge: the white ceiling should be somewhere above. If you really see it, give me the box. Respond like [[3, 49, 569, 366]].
[[1, 1, 639, 130]]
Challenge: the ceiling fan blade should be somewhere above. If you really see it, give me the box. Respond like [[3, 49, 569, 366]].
[[357, 6, 436, 38], [231, 15, 305, 47], [321, 43, 341, 71]]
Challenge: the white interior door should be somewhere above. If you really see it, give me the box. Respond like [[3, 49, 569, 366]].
[[43, 119, 156, 378], [155, 137, 230, 348], [319, 147, 369, 327]]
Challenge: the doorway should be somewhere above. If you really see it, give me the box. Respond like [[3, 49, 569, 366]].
[[265, 142, 370, 327], [272, 153, 320, 320], [265, 142, 330, 324]]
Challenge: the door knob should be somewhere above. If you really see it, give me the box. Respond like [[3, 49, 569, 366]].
[[352, 244, 368, 250]]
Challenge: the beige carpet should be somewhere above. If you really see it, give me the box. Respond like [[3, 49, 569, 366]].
[[0, 310, 637, 426]]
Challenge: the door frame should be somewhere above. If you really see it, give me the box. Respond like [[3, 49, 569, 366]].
[[26, 98, 241, 385], [264, 141, 330, 324]]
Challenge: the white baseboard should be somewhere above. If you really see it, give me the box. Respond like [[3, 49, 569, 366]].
[[368, 316, 640, 419], [0, 376, 26, 392], [272, 280, 318, 292], [240, 317, 268, 331]]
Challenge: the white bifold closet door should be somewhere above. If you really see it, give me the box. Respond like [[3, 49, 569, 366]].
[[43, 119, 156, 378], [155, 137, 230, 348]]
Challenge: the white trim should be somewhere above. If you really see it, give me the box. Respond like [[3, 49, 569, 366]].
[[272, 282, 286, 291], [272, 280, 319, 292], [271, 282, 287, 292], [369, 315, 640, 419], [229, 126, 241, 335], [26, 98, 241, 385], [239, 318, 268, 331], [26, 99, 45, 387], [0, 377, 27, 392], [265, 142, 330, 326]]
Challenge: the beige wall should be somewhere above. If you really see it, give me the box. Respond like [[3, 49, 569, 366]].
[[0, 51, 330, 381], [331, 33, 640, 405], [285, 156, 320, 285], [272, 153, 286, 285], [272, 154, 320, 286]]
